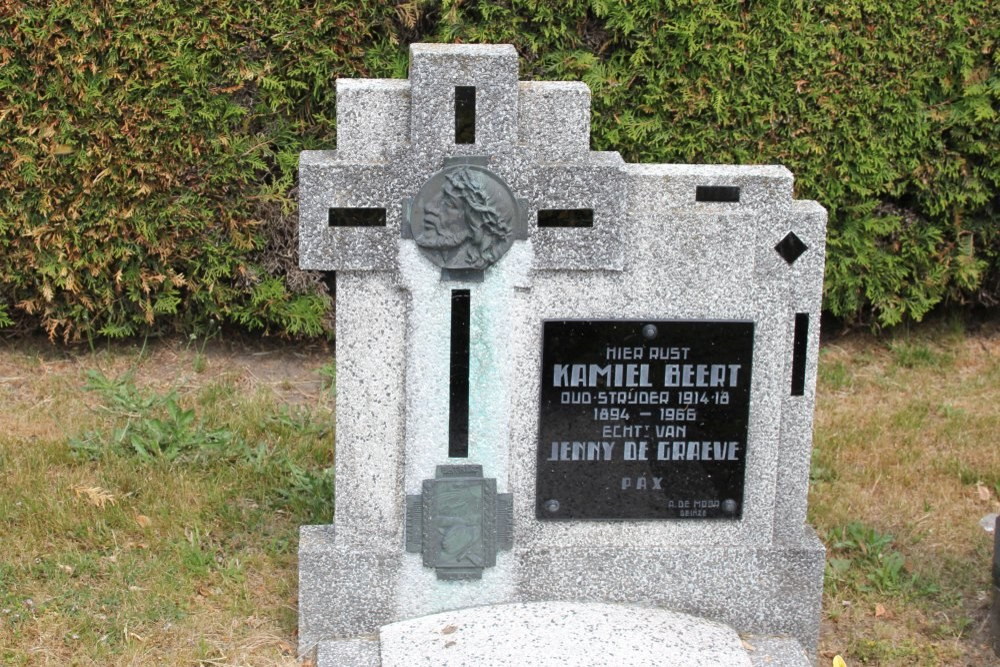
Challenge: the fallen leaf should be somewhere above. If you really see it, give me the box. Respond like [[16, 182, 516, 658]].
[[741, 640, 756, 651], [441, 624, 457, 635], [58, 563, 74, 575], [135, 514, 151, 528], [874, 603, 886, 617], [833, 656, 848, 667], [977, 482, 992, 502], [444, 640, 456, 648]]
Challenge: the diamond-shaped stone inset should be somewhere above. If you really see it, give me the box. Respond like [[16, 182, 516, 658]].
[[775, 232, 808, 265]]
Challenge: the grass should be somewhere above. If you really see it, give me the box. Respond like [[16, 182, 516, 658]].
[[1, 317, 998, 665], [811, 317, 1000, 665], [0, 336, 332, 666]]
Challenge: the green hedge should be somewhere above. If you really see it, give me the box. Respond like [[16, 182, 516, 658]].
[[1, 0, 996, 339]]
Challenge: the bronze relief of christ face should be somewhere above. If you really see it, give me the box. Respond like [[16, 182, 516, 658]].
[[409, 164, 521, 270]]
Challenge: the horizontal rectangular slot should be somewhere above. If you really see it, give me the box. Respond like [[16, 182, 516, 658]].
[[696, 186, 741, 203], [791, 313, 809, 396], [537, 209, 594, 228], [328, 207, 386, 227]]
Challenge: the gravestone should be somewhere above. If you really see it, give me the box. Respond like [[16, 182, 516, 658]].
[[299, 43, 827, 664]]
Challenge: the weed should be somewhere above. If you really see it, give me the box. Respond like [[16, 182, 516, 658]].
[[186, 329, 217, 374], [940, 311, 968, 341], [824, 522, 938, 598], [271, 461, 334, 524], [933, 614, 974, 639], [942, 458, 1000, 489], [848, 637, 921, 663], [866, 550, 907, 594], [193, 353, 207, 374], [936, 403, 966, 419], [64, 369, 335, 540], [890, 400, 930, 429], [70, 371, 233, 461], [943, 458, 979, 486], [266, 404, 329, 438], [810, 458, 838, 484], [831, 522, 894, 557], [0, 339, 336, 664], [889, 340, 953, 369], [818, 358, 851, 391], [318, 362, 336, 395], [178, 527, 216, 576]]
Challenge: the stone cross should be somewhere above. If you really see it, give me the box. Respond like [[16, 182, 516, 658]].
[[299, 43, 628, 550], [298, 43, 828, 665]]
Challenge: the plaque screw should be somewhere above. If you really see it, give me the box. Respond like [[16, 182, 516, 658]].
[[543, 499, 560, 513], [722, 499, 738, 515], [642, 324, 658, 340]]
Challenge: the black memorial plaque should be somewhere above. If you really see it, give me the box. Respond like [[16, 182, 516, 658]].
[[536, 320, 754, 520]]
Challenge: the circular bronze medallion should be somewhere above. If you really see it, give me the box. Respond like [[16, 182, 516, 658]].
[[409, 165, 519, 269]]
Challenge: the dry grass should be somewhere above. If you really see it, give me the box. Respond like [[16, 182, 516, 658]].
[[0, 335, 332, 666], [812, 317, 1000, 665], [1, 319, 998, 666]]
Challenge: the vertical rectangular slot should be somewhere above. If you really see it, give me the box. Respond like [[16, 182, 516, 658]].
[[449, 289, 471, 457], [455, 86, 476, 144], [791, 313, 809, 396]]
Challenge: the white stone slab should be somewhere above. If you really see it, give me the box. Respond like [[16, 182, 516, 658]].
[[378, 601, 753, 667]]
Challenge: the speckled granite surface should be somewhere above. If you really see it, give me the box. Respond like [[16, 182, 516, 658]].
[[299, 43, 827, 665], [313, 602, 811, 666]]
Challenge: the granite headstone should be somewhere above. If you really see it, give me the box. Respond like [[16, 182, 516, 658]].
[[298, 43, 827, 664]]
